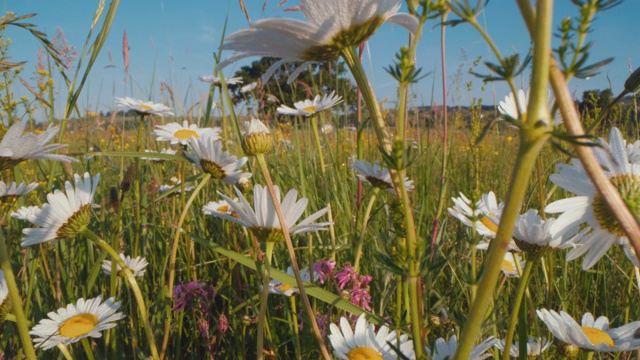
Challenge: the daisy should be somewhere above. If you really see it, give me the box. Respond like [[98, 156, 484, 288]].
[[219, 0, 419, 83], [545, 127, 640, 269], [321, 124, 335, 134], [0, 121, 77, 171], [537, 309, 640, 352], [328, 314, 415, 360], [266, 266, 312, 296], [499, 252, 524, 278], [21, 172, 100, 247], [350, 159, 414, 195], [158, 182, 196, 194], [0, 269, 7, 305], [448, 191, 504, 238], [512, 209, 576, 254], [242, 118, 273, 155], [496, 336, 552, 358], [202, 198, 240, 216], [425, 335, 496, 360], [277, 91, 343, 117], [205, 184, 331, 243], [114, 97, 173, 116], [187, 134, 252, 185], [498, 88, 561, 125], [101, 254, 149, 277], [0, 181, 38, 201], [199, 75, 243, 86], [11, 205, 41, 222], [240, 81, 258, 93], [140, 148, 178, 162], [153, 120, 221, 146], [30, 295, 126, 350]]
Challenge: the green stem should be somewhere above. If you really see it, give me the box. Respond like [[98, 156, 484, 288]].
[[502, 258, 537, 360], [256, 241, 274, 360], [254, 154, 331, 360], [0, 230, 37, 360], [80, 227, 159, 360], [353, 189, 378, 272], [160, 173, 211, 359]]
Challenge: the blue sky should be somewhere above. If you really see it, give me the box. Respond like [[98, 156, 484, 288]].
[[4, 0, 640, 119]]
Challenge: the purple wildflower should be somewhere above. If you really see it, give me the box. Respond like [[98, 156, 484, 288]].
[[313, 259, 336, 284]]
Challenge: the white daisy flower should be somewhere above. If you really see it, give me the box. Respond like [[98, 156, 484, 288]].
[[447, 191, 508, 240], [0, 121, 77, 170], [240, 82, 258, 93], [153, 121, 221, 146], [114, 97, 173, 116], [242, 118, 273, 155], [21, 172, 100, 247], [205, 184, 331, 243], [537, 309, 640, 352], [277, 91, 343, 117], [202, 198, 240, 216], [158, 182, 196, 194], [101, 254, 149, 277], [321, 124, 335, 134], [625, 139, 640, 164], [141, 148, 178, 161], [512, 209, 576, 253], [350, 159, 414, 195], [199, 75, 243, 86], [329, 314, 416, 360], [496, 336, 552, 358], [265, 266, 312, 297], [0, 181, 38, 201], [425, 335, 496, 360], [545, 127, 640, 269], [30, 295, 126, 350], [0, 269, 8, 305], [11, 205, 41, 222], [498, 89, 528, 121], [187, 134, 252, 185], [499, 252, 524, 277], [219, 0, 419, 83]]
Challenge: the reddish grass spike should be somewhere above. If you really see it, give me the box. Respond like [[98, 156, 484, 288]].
[[122, 30, 129, 73]]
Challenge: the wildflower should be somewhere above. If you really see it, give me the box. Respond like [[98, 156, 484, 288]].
[[512, 209, 576, 254], [0, 181, 38, 202], [217, 314, 228, 333], [328, 314, 416, 360], [498, 89, 528, 121], [203, 198, 240, 216], [335, 264, 373, 310], [425, 335, 496, 360], [496, 337, 552, 358], [219, 0, 419, 83], [205, 184, 331, 243], [141, 148, 178, 162], [321, 124, 334, 134], [0, 270, 8, 318], [30, 296, 125, 350], [266, 266, 312, 296], [11, 205, 41, 222], [240, 82, 258, 93], [172, 281, 216, 313], [199, 75, 243, 86], [158, 182, 196, 194], [537, 309, 640, 352], [21, 173, 100, 247], [277, 91, 343, 117], [242, 118, 272, 155], [313, 259, 336, 284], [545, 127, 640, 269], [0, 121, 77, 170], [153, 120, 220, 146], [187, 134, 252, 185], [101, 254, 149, 277], [114, 97, 173, 116], [448, 191, 509, 242], [350, 159, 414, 195]]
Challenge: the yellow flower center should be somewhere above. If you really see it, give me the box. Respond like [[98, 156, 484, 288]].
[[501, 258, 515, 274], [280, 284, 294, 293], [302, 105, 317, 113], [217, 205, 229, 213], [347, 347, 383, 360], [174, 129, 199, 140], [59, 313, 99, 338], [581, 326, 614, 347], [141, 104, 153, 111], [479, 215, 499, 233], [592, 174, 640, 237]]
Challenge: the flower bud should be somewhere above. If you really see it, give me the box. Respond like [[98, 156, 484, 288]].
[[242, 118, 273, 156], [236, 176, 253, 193], [625, 66, 640, 93]]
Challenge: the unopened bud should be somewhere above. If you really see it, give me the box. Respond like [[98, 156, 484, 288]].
[[236, 176, 253, 193], [625, 66, 640, 93], [242, 118, 273, 155], [556, 341, 579, 358]]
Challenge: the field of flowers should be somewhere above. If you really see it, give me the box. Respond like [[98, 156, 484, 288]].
[[1, 0, 640, 359]]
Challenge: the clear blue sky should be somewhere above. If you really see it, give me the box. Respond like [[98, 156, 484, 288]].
[[4, 0, 640, 119]]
